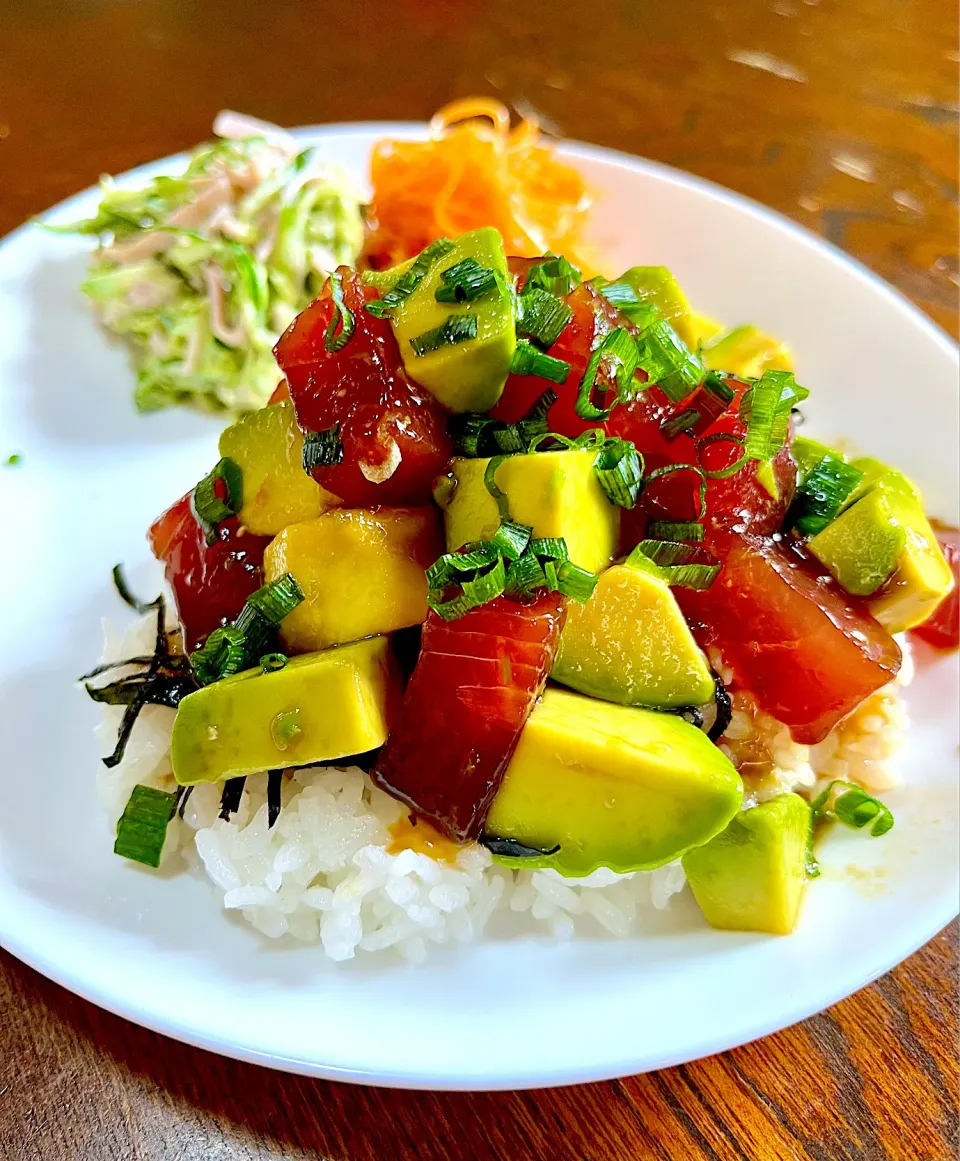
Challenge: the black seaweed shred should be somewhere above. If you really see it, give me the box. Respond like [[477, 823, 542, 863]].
[[177, 784, 194, 819], [707, 672, 733, 742], [219, 777, 246, 821], [267, 769, 283, 828], [87, 569, 199, 769], [480, 836, 562, 859]]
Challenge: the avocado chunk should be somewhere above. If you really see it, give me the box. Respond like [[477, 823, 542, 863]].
[[807, 458, 954, 630], [264, 507, 443, 652], [440, 450, 619, 574], [552, 563, 715, 708], [385, 228, 516, 413], [702, 324, 794, 379], [218, 401, 336, 536], [484, 688, 742, 877], [682, 794, 811, 935], [614, 266, 697, 347], [171, 637, 399, 785]]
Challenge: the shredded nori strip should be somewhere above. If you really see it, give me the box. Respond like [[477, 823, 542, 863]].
[[219, 777, 246, 821], [707, 672, 733, 742], [480, 836, 562, 859], [267, 769, 284, 829], [177, 784, 194, 819], [88, 572, 200, 769], [112, 563, 157, 615]]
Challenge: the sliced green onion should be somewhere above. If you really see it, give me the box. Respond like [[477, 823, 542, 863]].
[[260, 652, 288, 673], [272, 708, 302, 749], [434, 258, 499, 303], [553, 560, 599, 603], [626, 539, 720, 589], [696, 432, 747, 480], [740, 370, 810, 462], [302, 424, 343, 472], [595, 280, 660, 332], [517, 288, 574, 348], [811, 780, 894, 837], [575, 327, 639, 421], [506, 550, 547, 597], [190, 625, 249, 685], [242, 573, 305, 626], [790, 456, 864, 537], [192, 457, 243, 545], [365, 237, 455, 317], [529, 537, 568, 560], [491, 520, 533, 561], [426, 545, 500, 589], [323, 270, 355, 352], [410, 313, 478, 357], [648, 521, 705, 541], [593, 438, 644, 509], [525, 253, 581, 296], [428, 554, 507, 620], [659, 409, 701, 441], [635, 318, 704, 403], [643, 463, 708, 520], [703, 371, 735, 404], [510, 340, 571, 384], [114, 784, 177, 868], [484, 455, 512, 520]]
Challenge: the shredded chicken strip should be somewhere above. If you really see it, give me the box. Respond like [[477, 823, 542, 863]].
[[203, 262, 246, 346], [99, 175, 234, 264]]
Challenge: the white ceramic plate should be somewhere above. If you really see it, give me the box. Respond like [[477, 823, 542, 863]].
[[0, 124, 957, 1091]]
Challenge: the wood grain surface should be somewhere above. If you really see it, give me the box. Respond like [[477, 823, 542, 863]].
[[0, 1, 957, 1158]]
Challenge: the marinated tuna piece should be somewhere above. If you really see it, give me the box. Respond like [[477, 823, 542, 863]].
[[273, 268, 452, 507], [609, 376, 797, 550], [373, 592, 566, 840], [678, 533, 901, 745], [148, 494, 272, 650], [490, 273, 628, 439]]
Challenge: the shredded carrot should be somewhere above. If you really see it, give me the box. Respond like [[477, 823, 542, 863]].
[[364, 98, 594, 269]]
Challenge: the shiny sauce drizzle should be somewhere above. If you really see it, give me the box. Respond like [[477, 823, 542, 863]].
[[387, 814, 463, 864]]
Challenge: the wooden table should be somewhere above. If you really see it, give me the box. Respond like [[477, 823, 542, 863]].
[[0, 1, 957, 1157]]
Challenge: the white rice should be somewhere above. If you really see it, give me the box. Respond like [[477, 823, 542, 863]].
[[94, 614, 909, 963]]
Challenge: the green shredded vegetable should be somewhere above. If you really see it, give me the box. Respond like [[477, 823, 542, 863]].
[[52, 116, 363, 415]]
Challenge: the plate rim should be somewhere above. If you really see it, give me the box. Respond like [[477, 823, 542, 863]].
[[0, 121, 957, 1090]]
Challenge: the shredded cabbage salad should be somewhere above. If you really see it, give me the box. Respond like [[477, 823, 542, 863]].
[[57, 111, 364, 414]]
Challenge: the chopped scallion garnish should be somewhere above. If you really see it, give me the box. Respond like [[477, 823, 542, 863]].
[[114, 784, 178, 868], [695, 431, 747, 480], [790, 455, 864, 537], [434, 258, 499, 303], [517, 287, 574, 349], [302, 423, 343, 472], [260, 652, 288, 673], [483, 455, 512, 520], [659, 409, 701, 441], [323, 269, 356, 352], [192, 457, 243, 545], [647, 521, 705, 542], [811, 780, 895, 836], [740, 370, 810, 463], [626, 539, 720, 590], [643, 463, 709, 521], [592, 437, 644, 509], [634, 318, 704, 403], [365, 237, 455, 318], [490, 520, 533, 561], [575, 327, 639, 421], [410, 313, 478, 357], [510, 340, 571, 383], [524, 254, 581, 296]]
